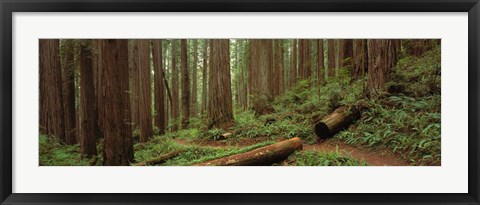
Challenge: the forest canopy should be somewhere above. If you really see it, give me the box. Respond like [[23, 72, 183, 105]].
[[39, 39, 441, 166]]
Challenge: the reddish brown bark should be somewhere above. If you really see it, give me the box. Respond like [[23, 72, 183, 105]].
[[298, 39, 312, 80], [62, 40, 77, 145], [339, 39, 353, 68], [79, 40, 98, 157], [129, 40, 139, 130], [93, 40, 103, 140], [153, 40, 166, 135], [327, 39, 336, 78], [367, 39, 398, 96], [208, 39, 233, 129], [181, 39, 190, 129], [39, 39, 65, 143], [195, 137, 303, 166], [352, 39, 368, 80], [317, 39, 325, 85], [191, 40, 198, 116], [249, 40, 273, 115], [171, 40, 179, 131], [100, 39, 133, 166], [412, 39, 433, 57], [290, 39, 297, 88], [136, 40, 153, 142], [201, 40, 208, 115]]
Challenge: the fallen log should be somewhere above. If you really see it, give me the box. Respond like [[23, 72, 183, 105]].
[[134, 150, 185, 166], [314, 100, 367, 139], [194, 137, 303, 166]]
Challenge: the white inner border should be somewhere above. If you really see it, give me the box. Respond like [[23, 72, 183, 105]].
[[12, 13, 468, 193]]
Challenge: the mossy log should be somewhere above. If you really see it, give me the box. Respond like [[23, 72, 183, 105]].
[[194, 137, 303, 166], [134, 150, 185, 166], [314, 101, 366, 139]]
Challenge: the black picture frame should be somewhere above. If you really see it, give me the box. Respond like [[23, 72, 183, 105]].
[[1, 0, 479, 204]]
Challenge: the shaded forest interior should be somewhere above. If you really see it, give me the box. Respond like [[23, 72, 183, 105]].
[[40, 39, 441, 166]]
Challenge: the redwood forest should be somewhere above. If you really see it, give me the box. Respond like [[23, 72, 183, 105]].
[[39, 39, 441, 166]]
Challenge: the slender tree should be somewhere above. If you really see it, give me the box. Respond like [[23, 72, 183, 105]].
[[300, 39, 312, 80], [191, 40, 199, 116], [39, 39, 65, 143], [339, 39, 353, 68], [411, 39, 432, 57], [136, 40, 153, 142], [180, 39, 190, 129], [128, 40, 139, 130], [153, 40, 166, 135], [62, 40, 77, 145], [317, 39, 325, 85], [352, 39, 368, 80], [208, 39, 233, 128], [171, 40, 180, 131], [100, 39, 133, 166], [327, 39, 336, 78], [79, 40, 97, 157], [290, 39, 297, 88], [201, 40, 208, 115], [93, 40, 103, 140]]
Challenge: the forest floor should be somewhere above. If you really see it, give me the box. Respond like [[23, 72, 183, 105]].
[[39, 45, 441, 166], [174, 137, 409, 166]]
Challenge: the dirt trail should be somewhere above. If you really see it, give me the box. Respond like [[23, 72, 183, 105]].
[[303, 140, 409, 166], [174, 138, 409, 166]]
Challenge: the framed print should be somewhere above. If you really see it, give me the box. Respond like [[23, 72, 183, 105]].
[[1, 0, 479, 204]]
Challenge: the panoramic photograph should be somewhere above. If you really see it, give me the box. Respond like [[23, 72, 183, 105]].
[[39, 39, 441, 166]]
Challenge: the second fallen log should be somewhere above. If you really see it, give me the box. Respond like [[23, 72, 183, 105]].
[[314, 103, 363, 139], [194, 137, 303, 166]]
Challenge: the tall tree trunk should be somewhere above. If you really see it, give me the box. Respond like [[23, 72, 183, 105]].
[[249, 40, 274, 115], [180, 39, 190, 129], [100, 39, 133, 166], [412, 39, 432, 57], [136, 40, 153, 142], [153, 40, 166, 135], [62, 40, 77, 145], [208, 39, 233, 128], [352, 39, 368, 80], [339, 39, 353, 68], [237, 40, 247, 110], [128, 40, 139, 130], [171, 40, 179, 131], [278, 40, 284, 94], [79, 40, 98, 157], [273, 40, 280, 97], [201, 40, 208, 115], [266, 40, 274, 98], [317, 39, 324, 85], [163, 43, 169, 128], [290, 39, 297, 88], [327, 39, 336, 78], [191, 40, 198, 116], [39, 39, 65, 143], [93, 40, 103, 140], [367, 39, 398, 96], [300, 39, 312, 80]]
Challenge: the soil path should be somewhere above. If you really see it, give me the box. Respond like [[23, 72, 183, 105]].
[[174, 138, 409, 166], [303, 140, 410, 166]]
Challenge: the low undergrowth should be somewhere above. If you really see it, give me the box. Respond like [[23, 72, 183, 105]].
[[39, 135, 92, 166], [283, 150, 368, 166], [135, 136, 276, 166], [335, 47, 441, 165]]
